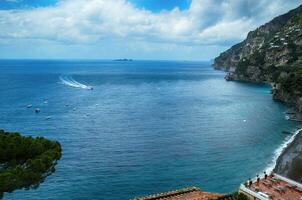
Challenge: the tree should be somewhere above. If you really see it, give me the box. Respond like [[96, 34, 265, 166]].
[[0, 130, 62, 198]]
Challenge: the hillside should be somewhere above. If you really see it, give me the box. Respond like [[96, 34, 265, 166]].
[[213, 4, 302, 114]]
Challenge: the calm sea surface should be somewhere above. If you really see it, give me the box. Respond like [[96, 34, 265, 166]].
[[0, 60, 299, 200]]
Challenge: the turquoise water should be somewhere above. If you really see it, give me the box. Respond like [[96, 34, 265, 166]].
[[0, 60, 299, 200]]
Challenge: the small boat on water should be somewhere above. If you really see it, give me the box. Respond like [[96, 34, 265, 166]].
[[35, 108, 40, 113], [27, 104, 32, 108]]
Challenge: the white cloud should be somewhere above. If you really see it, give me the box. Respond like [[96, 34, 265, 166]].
[[0, 0, 301, 47]]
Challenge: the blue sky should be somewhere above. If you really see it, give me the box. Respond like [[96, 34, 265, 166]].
[[131, 0, 191, 12], [0, 0, 57, 9], [0, 0, 191, 12], [0, 0, 301, 60]]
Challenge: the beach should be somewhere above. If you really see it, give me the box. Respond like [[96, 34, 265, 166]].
[[274, 129, 302, 182]]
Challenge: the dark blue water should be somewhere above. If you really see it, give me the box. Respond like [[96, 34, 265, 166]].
[[0, 60, 298, 200]]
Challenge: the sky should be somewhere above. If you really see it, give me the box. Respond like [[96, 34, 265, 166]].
[[0, 0, 301, 60]]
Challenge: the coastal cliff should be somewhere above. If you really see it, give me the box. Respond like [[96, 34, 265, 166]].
[[274, 130, 302, 182], [213, 4, 302, 182], [213, 4, 302, 114]]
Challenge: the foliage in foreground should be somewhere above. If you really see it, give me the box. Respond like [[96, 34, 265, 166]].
[[0, 130, 62, 198], [231, 192, 249, 200], [217, 192, 249, 200]]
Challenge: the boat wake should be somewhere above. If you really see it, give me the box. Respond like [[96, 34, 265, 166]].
[[59, 75, 93, 90]]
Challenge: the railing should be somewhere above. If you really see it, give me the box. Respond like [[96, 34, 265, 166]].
[[273, 173, 302, 190], [239, 184, 268, 200]]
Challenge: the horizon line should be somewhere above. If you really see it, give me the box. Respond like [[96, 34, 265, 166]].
[[0, 58, 213, 62]]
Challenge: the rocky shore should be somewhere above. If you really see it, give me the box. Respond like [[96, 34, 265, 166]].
[[274, 129, 302, 182], [213, 4, 302, 183], [214, 4, 302, 113], [224, 70, 302, 181]]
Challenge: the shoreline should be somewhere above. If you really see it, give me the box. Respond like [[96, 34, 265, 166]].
[[273, 128, 302, 182], [223, 70, 302, 182], [266, 128, 302, 174], [222, 70, 302, 181]]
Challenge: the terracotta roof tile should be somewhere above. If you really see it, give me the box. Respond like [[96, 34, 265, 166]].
[[133, 187, 225, 200]]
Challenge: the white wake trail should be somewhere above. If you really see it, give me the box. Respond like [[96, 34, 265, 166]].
[[59, 75, 93, 90]]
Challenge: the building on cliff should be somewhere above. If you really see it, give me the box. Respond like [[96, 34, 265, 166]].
[[132, 173, 302, 200], [213, 4, 302, 113], [239, 173, 302, 200]]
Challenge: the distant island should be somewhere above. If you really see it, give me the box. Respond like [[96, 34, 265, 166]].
[[213, 4, 302, 182], [0, 130, 62, 199], [113, 58, 133, 61]]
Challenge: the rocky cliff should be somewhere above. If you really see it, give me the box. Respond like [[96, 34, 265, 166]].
[[274, 130, 302, 182], [213, 4, 302, 114]]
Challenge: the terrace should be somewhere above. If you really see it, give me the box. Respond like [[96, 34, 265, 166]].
[[240, 173, 302, 200]]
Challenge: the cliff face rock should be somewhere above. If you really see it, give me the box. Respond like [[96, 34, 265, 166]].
[[274, 130, 302, 182], [214, 4, 302, 112]]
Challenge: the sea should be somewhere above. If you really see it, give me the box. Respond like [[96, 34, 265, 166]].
[[0, 60, 300, 200]]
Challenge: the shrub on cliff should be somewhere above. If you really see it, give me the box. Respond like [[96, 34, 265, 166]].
[[0, 130, 62, 198], [232, 192, 249, 200], [235, 59, 250, 75]]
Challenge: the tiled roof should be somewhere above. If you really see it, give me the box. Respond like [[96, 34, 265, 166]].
[[133, 187, 225, 200]]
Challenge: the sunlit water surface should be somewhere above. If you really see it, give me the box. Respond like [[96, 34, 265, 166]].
[[0, 60, 299, 200]]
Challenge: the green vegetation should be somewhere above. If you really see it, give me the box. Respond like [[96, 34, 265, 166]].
[[250, 50, 265, 66], [218, 192, 248, 200], [231, 192, 249, 200], [0, 130, 62, 198], [215, 3, 302, 106], [278, 72, 302, 95], [235, 59, 250, 75], [270, 58, 302, 95], [291, 13, 302, 24]]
